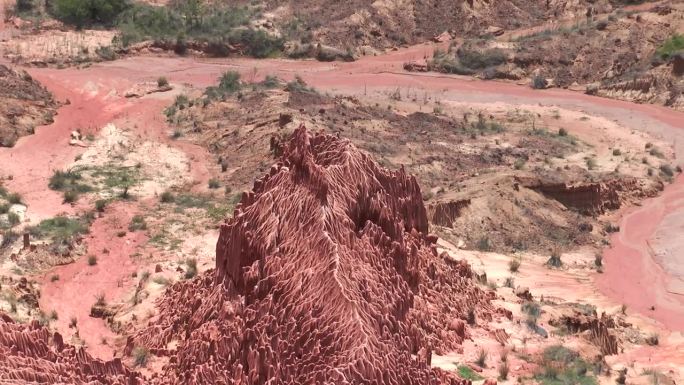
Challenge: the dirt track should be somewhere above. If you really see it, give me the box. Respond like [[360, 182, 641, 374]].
[[1, 41, 683, 357]]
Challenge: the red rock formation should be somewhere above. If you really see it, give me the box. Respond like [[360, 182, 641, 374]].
[[129, 125, 494, 384], [0, 313, 137, 384]]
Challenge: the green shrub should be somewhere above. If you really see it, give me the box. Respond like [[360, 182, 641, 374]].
[[160, 191, 174, 203], [457, 365, 484, 381], [7, 193, 22, 205], [51, 0, 130, 28], [128, 215, 147, 231], [63, 190, 79, 203], [28, 215, 90, 243], [208, 178, 220, 189], [531, 74, 548, 89], [184, 258, 197, 279], [660, 164, 674, 177], [547, 251, 562, 267], [476, 236, 491, 251], [133, 346, 150, 367], [7, 212, 20, 226], [536, 346, 597, 385], [509, 258, 521, 272], [656, 34, 684, 60], [205, 71, 241, 99], [95, 199, 107, 212], [157, 76, 169, 88], [457, 47, 507, 69]]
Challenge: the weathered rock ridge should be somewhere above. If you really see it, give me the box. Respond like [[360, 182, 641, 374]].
[[0, 314, 136, 384], [128, 125, 495, 384]]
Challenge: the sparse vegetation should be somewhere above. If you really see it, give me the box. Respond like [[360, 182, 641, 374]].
[[132, 346, 150, 367], [205, 71, 242, 100], [498, 361, 510, 380], [547, 251, 562, 268], [160, 191, 175, 203], [208, 178, 220, 189], [655, 34, 684, 60], [475, 348, 488, 368], [536, 346, 597, 385], [28, 215, 90, 244], [476, 236, 492, 251], [509, 258, 521, 272], [128, 215, 147, 232], [612, 149, 621, 156], [116, 3, 283, 58], [95, 199, 107, 212], [87, 255, 97, 266], [184, 258, 197, 279], [51, 0, 129, 28], [157, 76, 169, 88]]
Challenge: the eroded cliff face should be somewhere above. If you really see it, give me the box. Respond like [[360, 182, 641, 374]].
[[128, 125, 495, 384], [0, 314, 136, 384]]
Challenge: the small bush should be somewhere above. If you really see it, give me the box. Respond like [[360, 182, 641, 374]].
[[457, 47, 507, 69], [69, 317, 77, 328], [132, 346, 150, 367], [7, 193, 22, 205], [659, 164, 674, 177], [531, 74, 548, 89], [184, 258, 198, 279], [558, 127, 568, 136], [498, 361, 510, 380], [586, 158, 597, 170], [95, 199, 107, 212], [157, 76, 169, 88], [128, 215, 147, 232], [645, 333, 659, 346], [51, 274, 60, 282], [160, 191, 175, 203], [612, 149, 621, 156], [547, 251, 562, 268], [509, 258, 521, 272], [475, 348, 487, 368], [650, 147, 664, 158], [8, 212, 20, 226], [514, 158, 526, 170], [87, 255, 97, 266], [63, 190, 79, 203], [208, 178, 220, 189], [504, 276, 515, 288], [95, 46, 117, 61], [171, 129, 183, 139], [50, 310, 59, 320], [476, 236, 492, 251], [95, 293, 106, 306], [467, 307, 476, 325]]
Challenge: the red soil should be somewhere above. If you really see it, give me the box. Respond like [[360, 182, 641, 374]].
[[596, 174, 684, 331], [38, 201, 148, 359]]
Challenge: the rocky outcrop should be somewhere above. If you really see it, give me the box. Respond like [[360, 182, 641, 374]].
[[551, 311, 619, 356], [0, 65, 58, 147], [129, 125, 494, 384], [0, 314, 136, 384], [428, 199, 471, 228], [521, 178, 622, 215]]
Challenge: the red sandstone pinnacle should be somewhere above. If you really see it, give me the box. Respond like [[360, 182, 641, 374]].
[[126, 125, 495, 384]]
